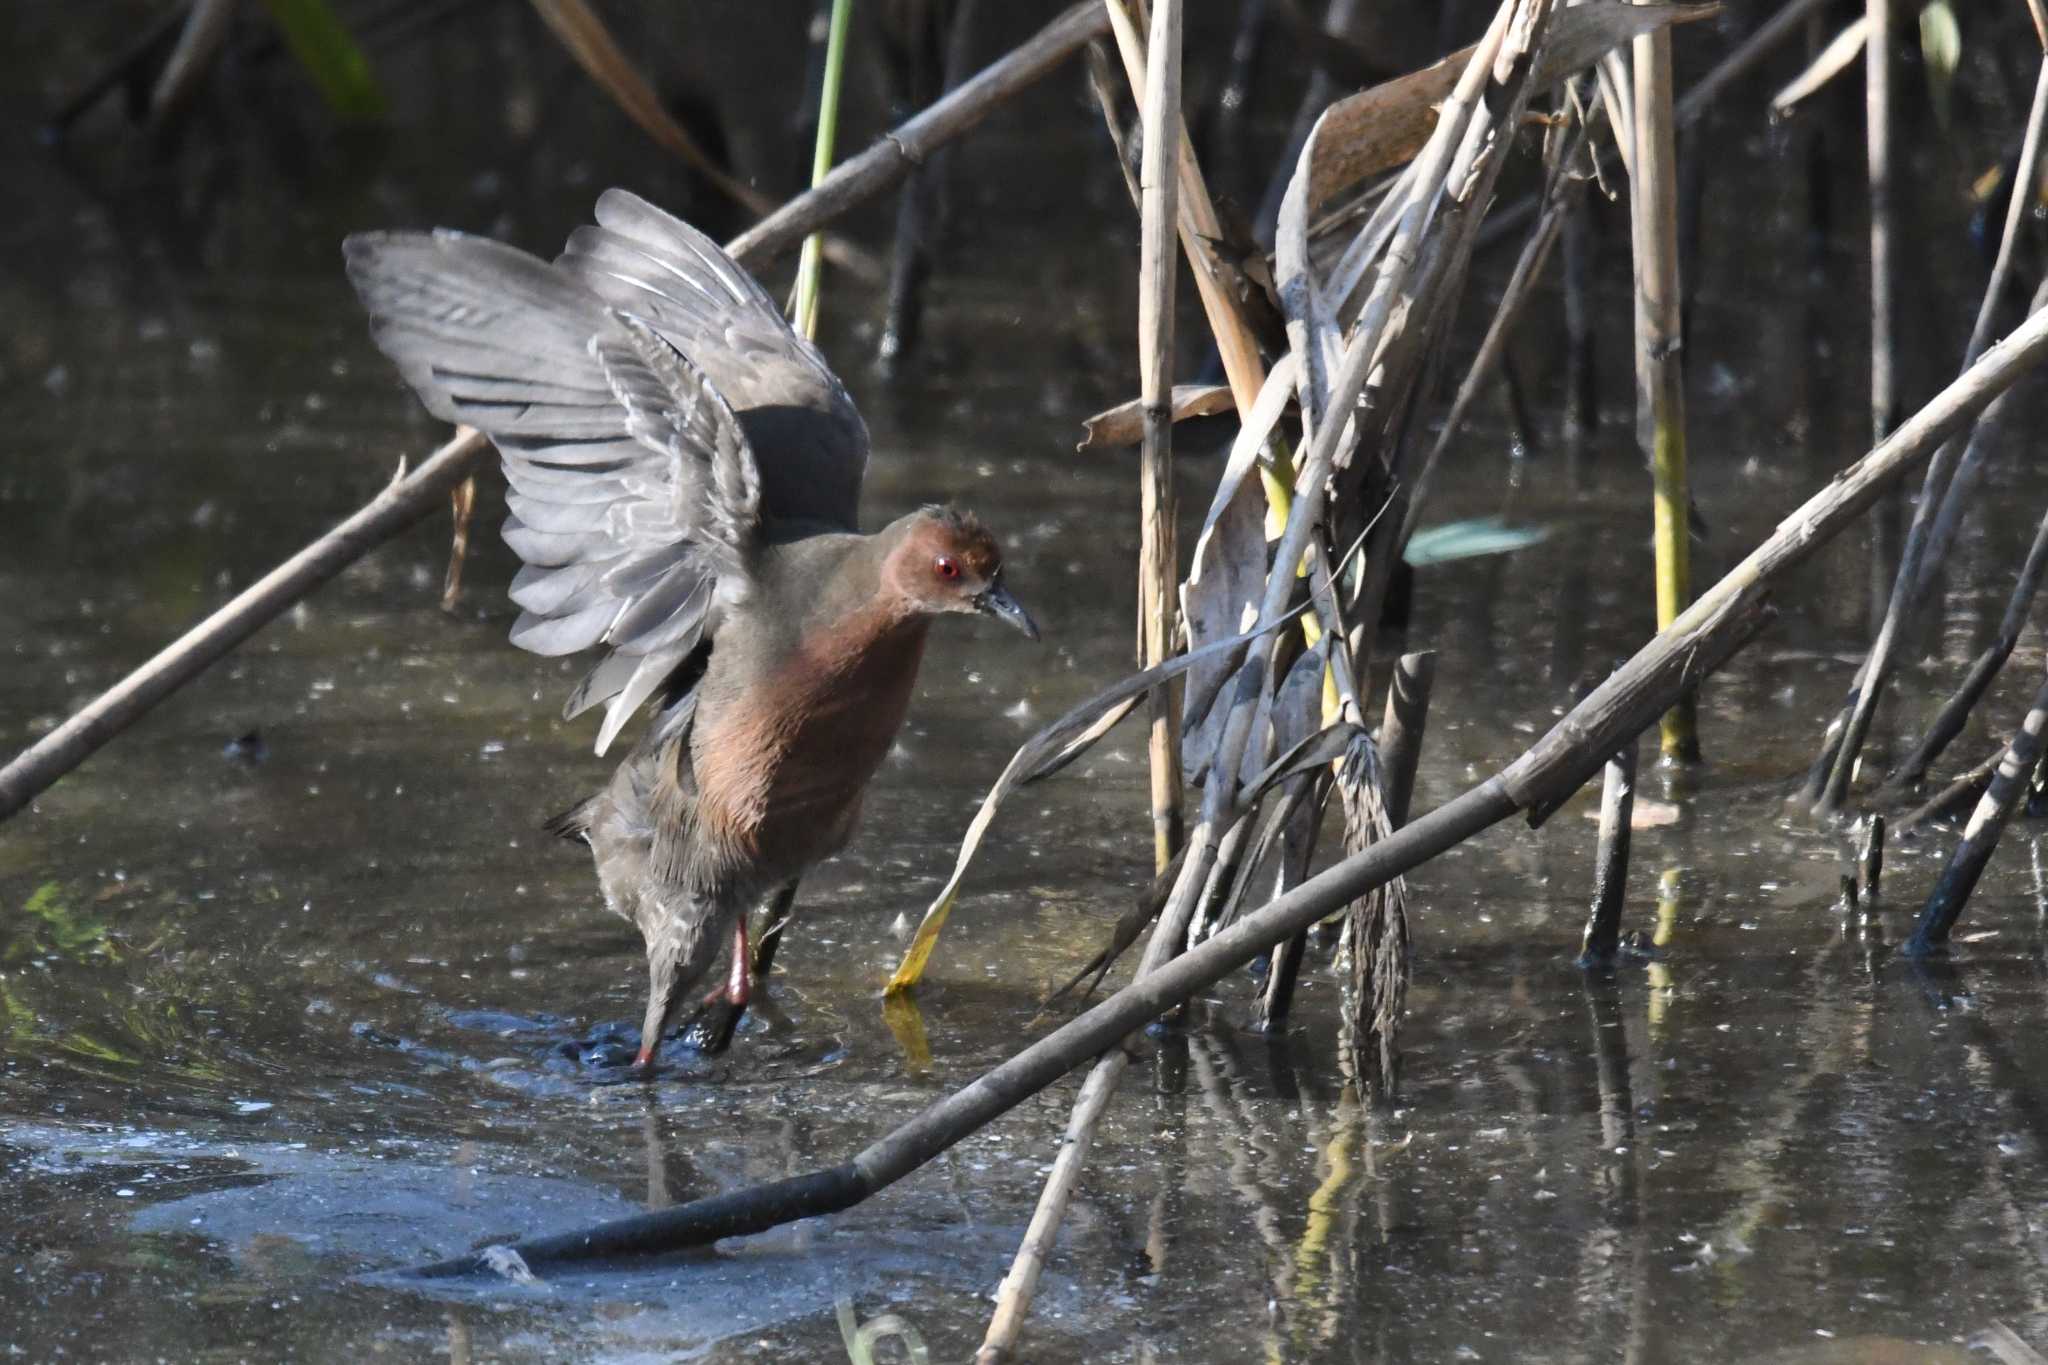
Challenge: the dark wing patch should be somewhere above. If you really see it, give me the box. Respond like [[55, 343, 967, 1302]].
[[344, 228, 762, 755], [557, 189, 868, 532]]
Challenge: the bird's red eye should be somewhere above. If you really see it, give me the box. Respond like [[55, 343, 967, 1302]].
[[934, 555, 961, 581]]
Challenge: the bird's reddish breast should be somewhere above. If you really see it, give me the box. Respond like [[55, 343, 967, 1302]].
[[689, 606, 929, 875]]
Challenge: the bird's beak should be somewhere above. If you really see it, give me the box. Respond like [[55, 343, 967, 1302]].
[[975, 578, 1040, 641]]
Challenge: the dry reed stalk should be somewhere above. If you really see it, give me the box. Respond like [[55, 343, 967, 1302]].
[[1630, 12, 1698, 761], [1672, 0, 1834, 124], [148, 0, 236, 130], [0, 427, 490, 822], [1135, 0, 1186, 871]]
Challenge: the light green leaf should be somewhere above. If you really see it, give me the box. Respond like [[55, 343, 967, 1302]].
[[258, 0, 387, 118], [1921, 1, 1961, 130]]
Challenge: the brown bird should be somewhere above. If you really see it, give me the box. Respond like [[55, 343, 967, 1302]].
[[345, 190, 1037, 1068]]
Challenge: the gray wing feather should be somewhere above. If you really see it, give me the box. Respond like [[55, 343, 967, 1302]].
[[344, 226, 768, 754], [558, 188, 868, 531]]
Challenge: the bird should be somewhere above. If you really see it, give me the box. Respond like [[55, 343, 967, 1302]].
[[343, 189, 1038, 1070]]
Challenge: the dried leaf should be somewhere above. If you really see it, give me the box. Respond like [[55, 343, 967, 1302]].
[[1770, 15, 1871, 118], [1180, 354, 1300, 763], [1076, 385, 1236, 451], [529, 0, 777, 219], [1307, 3, 1720, 214]]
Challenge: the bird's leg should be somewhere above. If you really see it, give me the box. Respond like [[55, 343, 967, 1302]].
[[683, 882, 796, 1055], [722, 914, 751, 1009], [751, 879, 800, 982]]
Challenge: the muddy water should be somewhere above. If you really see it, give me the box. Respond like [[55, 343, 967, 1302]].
[[7, 5, 2048, 1362]]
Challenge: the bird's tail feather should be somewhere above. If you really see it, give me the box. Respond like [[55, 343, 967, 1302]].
[[543, 797, 597, 843]]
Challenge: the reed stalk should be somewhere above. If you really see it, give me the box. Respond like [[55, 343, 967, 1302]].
[[1630, 13, 1698, 761], [1134, 0, 1185, 871], [792, 0, 854, 341]]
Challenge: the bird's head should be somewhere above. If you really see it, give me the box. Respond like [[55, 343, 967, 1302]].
[[882, 505, 1039, 640]]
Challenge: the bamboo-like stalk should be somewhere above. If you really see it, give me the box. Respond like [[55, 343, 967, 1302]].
[[1858, 813, 1885, 897], [1902, 745, 2004, 830], [792, 0, 854, 341], [1134, 0, 1185, 872], [975, 1045, 1129, 1362], [979, 765, 1216, 1360], [1631, 10, 1698, 761]]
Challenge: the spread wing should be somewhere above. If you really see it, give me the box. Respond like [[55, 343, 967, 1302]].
[[343, 228, 763, 756], [556, 189, 868, 532]]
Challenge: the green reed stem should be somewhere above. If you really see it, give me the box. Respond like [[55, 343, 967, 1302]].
[[793, 0, 854, 342]]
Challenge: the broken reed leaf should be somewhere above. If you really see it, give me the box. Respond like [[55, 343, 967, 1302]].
[[1307, 3, 1720, 215], [528, 0, 779, 221], [1075, 384, 1236, 452], [1180, 354, 1303, 766], [1237, 721, 1363, 812], [1770, 15, 1871, 117], [1207, 644, 1340, 935], [886, 595, 1321, 995], [1402, 516, 1552, 566], [1181, 472, 1267, 775]]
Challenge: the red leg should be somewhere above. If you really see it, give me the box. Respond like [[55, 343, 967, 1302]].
[[724, 915, 751, 1008]]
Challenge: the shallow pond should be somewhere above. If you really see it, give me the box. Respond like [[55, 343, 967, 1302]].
[[6, 4, 2048, 1362]]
